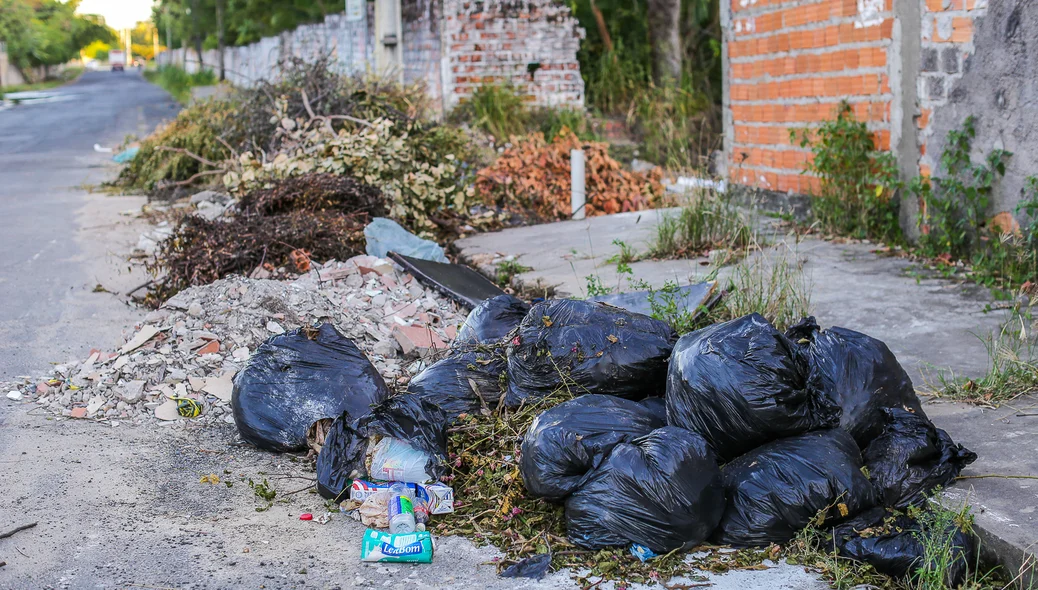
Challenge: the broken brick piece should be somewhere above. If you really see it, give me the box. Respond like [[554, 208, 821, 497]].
[[70, 407, 88, 419], [392, 325, 447, 357], [197, 340, 221, 355]]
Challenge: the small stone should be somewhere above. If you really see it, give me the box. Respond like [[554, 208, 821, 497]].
[[7, 390, 23, 401], [266, 321, 285, 335], [232, 347, 250, 361], [187, 301, 205, 317]]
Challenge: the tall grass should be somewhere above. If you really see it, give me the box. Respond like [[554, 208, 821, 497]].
[[649, 189, 755, 260], [452, 82, 529, 140]]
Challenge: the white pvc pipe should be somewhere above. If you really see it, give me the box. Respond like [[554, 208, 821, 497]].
[[570, 148, 586, 220]]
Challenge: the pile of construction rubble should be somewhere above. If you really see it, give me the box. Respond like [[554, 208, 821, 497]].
[[16, 256, 466, 425]]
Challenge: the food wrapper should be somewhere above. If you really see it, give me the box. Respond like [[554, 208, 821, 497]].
[[360, 529, 434, 563]]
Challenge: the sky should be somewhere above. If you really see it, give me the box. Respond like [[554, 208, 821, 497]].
[[77, 0, 154, 31]]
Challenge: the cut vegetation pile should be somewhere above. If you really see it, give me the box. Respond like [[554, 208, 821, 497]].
[[148, 174, 384, 303], [476, 129, 663, 220]]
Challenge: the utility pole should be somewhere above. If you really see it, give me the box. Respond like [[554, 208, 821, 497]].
[[215, 0, 225, 81], [164, 7, 172, 52]]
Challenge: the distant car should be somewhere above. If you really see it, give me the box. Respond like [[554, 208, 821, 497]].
[[110, 50, 126, 72]]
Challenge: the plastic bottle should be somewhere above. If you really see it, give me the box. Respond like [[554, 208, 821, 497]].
[[387, 483, 416, 534]]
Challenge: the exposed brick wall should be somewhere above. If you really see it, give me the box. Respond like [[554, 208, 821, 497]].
[[722, 0, 897, 196], [441, 0, 585, 111], [916, 0, 988, 179]]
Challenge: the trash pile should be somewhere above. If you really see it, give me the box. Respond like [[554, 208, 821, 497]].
[[216, 282, 977, 580], [17, 256, 467, 424], [476, 128, 664, 219]]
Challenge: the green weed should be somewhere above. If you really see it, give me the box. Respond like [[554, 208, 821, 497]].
[[606, 238, 638, 265], [794, 101, 902, 243], [649, 190, 755, 261], [718, 240, 811, 332], [496, 259, 533, 288], [631, 81, 717, 171]]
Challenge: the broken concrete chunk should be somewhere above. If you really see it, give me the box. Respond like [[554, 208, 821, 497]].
[[203, 373, 234, 403], [266, 321, 285, 335], [154, 400, 182, 421], [120, 325, 162, 354], [119, 380, 147, 403]]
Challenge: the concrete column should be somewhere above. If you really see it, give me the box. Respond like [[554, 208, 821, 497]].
[[894, 0, 922, 241], [375, 0, 403, 82]]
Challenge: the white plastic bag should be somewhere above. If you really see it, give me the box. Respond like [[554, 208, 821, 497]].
[[368, 437, 433, 483]]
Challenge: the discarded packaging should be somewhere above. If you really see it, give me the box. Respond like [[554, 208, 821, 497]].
[[388, 482, 417, 534], [369, 437, 434, 483], [500, 552, 551, 579], [364, 217, 449, 263], [347, 479, 454, 515], [316, 395, 450, 501], [666, 313, 840, 461], [359, 491, 391, 529], [299, 513, 313, 521], [360, 529, 434, 563]]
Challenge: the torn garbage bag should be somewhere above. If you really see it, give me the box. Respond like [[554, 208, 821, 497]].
[[521, 395, 666, 500], [714, 429, 876, 547], [831, 507, 975, 587], [666, 313, 840, 461], [232, 323, 391, 452], [565, 426, 725, 553], [455, 295, 530, 345], [506, 299, 677, 405], [864, 408, 977, 508], [785, 317, 925, 446], [316, 394, 450, 501], [405, 350, 506, 423]]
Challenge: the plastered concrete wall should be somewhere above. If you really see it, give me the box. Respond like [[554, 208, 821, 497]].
[[923, 0, 1037, 217], [402, 0, 444, 109]]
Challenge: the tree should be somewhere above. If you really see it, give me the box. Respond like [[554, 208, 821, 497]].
[[647, 0, 682, 85]]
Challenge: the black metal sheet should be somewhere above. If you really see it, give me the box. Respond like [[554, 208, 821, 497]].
[[389, 252, 507, 309]]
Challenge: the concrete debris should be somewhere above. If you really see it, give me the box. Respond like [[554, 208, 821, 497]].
[[13, 255, 466, 425]]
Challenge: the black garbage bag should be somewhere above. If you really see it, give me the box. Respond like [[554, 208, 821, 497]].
[[506, 299, 677, 406], [864, 408, 977, 508], [499, 553, 551, 579], [316, 394, 450, 501], [405, 350, 506, 423], [639, 396, 668, 424], [565, 426, 725, 553], [785, 317, 925, 446], [521, 395, 666, 500], [831, 506, 975, 586], [232, 323, 391, 452], [714, 429, 876, 547], [666, 313, 840, 461], [455, 294, 530, 345]]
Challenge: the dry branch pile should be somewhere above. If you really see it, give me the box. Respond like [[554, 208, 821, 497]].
[[476, 129, 664, 220]]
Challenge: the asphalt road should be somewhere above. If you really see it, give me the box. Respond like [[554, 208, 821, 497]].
[[0, 69, 179, 380]]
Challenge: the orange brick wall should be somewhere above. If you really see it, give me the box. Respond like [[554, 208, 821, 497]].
[[723, 0, 897, 195]]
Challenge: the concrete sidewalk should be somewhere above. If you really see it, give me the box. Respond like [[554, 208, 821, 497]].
[[456, 211, 1038, 585]]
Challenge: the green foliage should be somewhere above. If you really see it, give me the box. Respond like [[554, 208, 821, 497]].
[[118, 99, 235, 191], [909, 498, 976, 590], [605, 238, 637, 265], [153, 0, 329, 50], [496, 259, 532, 287], [145, 65, 217, 103], [916, 116, 1012, 261], [632, 80, 716, 170], [531, 107, 596, 142], [794, 101, 902, 243], [720, 243, 811, 332], [649, 190, 754, 260], [582, 43, 650, 115], [584, 274, 611, 297]]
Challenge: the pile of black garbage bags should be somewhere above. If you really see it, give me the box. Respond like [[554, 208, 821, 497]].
[[230, 295, 978, 585]]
